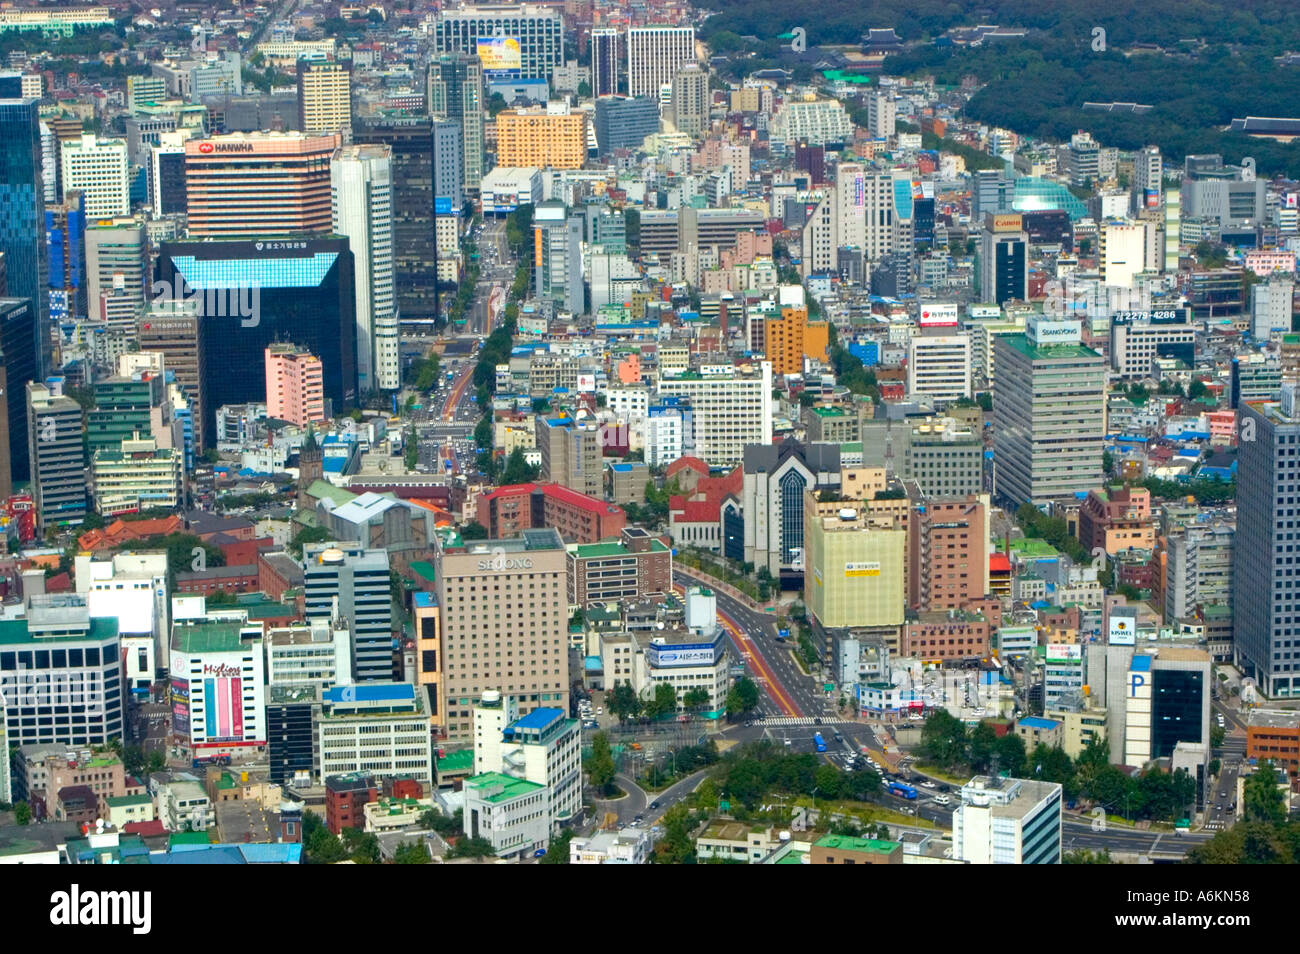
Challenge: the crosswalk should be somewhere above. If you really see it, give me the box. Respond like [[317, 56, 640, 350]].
[[756, 717, 853, 727]]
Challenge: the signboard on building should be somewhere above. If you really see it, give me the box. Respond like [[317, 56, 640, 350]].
[[844, 562, 882, 577], [990, 213, 1023, 233], [967, 304, 1001, 320], [171, 677, 189, 736], [1109, 308, 1188, 325], [1108, 614, 1136, 646], [919, 303, 958, 328], [576, 373, 596, 393], [476, 37, 522, 72], [1046, 643, 1083, 664], [647, 641, 720, 668], [1028, 318, 1082, 346]]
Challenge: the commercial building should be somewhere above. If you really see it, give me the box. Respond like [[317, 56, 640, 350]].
[[979, 214, 1029, 305], [331, 144, 398, 393], [496, 104, 586, 170], [1099, 221, 1148, 287], [757, 304, 829, 377], [599, 626, 731, 717], [803, 498, 906, 634], [907, 495, 990, 611], [536, 414, 601, 497], [567, 528, 672, 607], [0, 595, 123, 748], [91, 433, 183, 517], [45, 190, 86, 325], [156, 237, 357, 441], [317, 683, 434, 784], [592, 97, 659, 155], [902, 611, 991, 663], [902, 418, 984, 498], [1122, 650, 1212, 766], [533, 200, 584, 314], [59, 135, 128, 218], [462, 772, 549, 858], [1246, 710, 1300, 778], [570, 828, 652, 864], [907, 332, 972, 405], [475, 482, 625, 544], [1235, 388, 1300, 697], [85, 218, 148, 334], [264, 344, 326, 427], [432, 5, 564, 80], [992, 319, 1107, 505], [590, 28, 621, 98], [138, 306, 206, 450], [26, 379, 87, 531], [670, 64, 709, 137], [626, 26, 695, 100], [433, 528, 569, 741], [303, 544, 392, 683], [953, 775, 1062, 864], [297, 60, 351, 138], [1078, 485, 1155, 556], [771, 99, 853, 146], [655, 363, 774, 467], [1164, 519, 1234, 625], [472, 692, 581, 828], [0, 99, 49, 376], [183, 132, 339, 237], [0, 298, 39, 492], [810, 834, 903, 865], [1109, 310, 1196, 380], [169, 617, 266, 757]]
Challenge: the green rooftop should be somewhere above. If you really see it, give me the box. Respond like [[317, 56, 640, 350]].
[[236, 595, 295, 619], [997, 537, 1060, 559], [437, 749, 475, 773], [173, 620, 246, 653], [812, 406, 848, 417], [106, 794, 152, 807], [1000, 333, 1102, 362], [814, 834, 901, 855], [410, 561, 437, 584], [0, 616, 119, 645], [169, 831, 211, 849], [464, 772, 545, 803], [571, 538, 670, 559]]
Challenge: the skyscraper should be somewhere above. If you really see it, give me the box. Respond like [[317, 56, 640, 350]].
[[138, 303, 206, 451], [427, 54, 484, 192], [0, 297, 38, 491], [431, 5, 565, 80], [670, 63, 708, 137], [1236, 386, 1300, 699], [592, 97, 659, 155], [303, 544, 393, 683], [156, 237, 357, 438], [332, 144, 398, 393], [183, 132, 339, 237], [992, 318, 1106, 506], [297, 59, 352, 138], [45, 189, 86, 326], [590, 27, 621, 97], [265, 344, 326, 428], [0, 98, 49, 376], [979, 213, 1029, 304], [85, 217, 148, 334], [532, 201, 584, 316], [627, 26, 695, 100], [59, 134, 130, 218], [26, 378, 87, 531]]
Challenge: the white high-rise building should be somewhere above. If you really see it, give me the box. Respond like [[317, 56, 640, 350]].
[[953, 776, 1062, 864], [835, 163, 866, 251], [627, 26, 695, 100], [865, 91, 896, 139], [60, 134, 129, 217], [332, 144, 399, 393], [907, 332, 973, 405], [1133, 145, 1162, 208], [1099, 220, 1146, 288], [655, 362, 773, 467]]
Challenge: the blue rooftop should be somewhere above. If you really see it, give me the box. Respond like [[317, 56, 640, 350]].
[[324, 683, 417, 703], [511, 706, 565, 730], [1130, 655, 1153, 672], [611, 463, 632, 472], [171, 252, 340, 289], [1018, 716, 1062, 730], [413, 591, 436, 608]]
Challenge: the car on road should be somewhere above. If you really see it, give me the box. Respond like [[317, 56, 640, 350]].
[[920, 780, 937, 789], [649, 801, 660, 809], [634, 814, 644, 824], [933, 794, 951, 806], [813, 717, 822, 725]]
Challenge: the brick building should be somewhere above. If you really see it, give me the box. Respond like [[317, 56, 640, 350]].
[[1078, 485, 1155, 557], [475, 482, 626, 544], [1247, 710, 1300, 778], [325, 773, 378, 835], [568, 528, 673, 607], [902, 611, 991, 662]]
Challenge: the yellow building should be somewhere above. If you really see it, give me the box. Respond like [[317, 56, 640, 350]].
[[496, 106, 586, 170], [1045, 705, 1110, 759], [804, 491, 905, 633], [297, 60, 352, 137], [763, 306, 829, 377]]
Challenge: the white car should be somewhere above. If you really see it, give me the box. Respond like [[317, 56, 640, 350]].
[[920, 780, 937, 789], [933, 794, 951, 806]]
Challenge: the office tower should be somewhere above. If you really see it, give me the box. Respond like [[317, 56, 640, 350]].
[[742, 439, 841, 579], [1251, 275, 1295, 341], [431, 4, 565, 80], [903, 419, 984, 497], [433, 528, 570, 742], [907, 495, 990, 611], [85, 373, 168, 457], [183, 131, 339, 237], [532, 201, 584, 315], [953, 776, 1062, 864], [495, 104, 586, 170], [331, 144, 397, 394], [45, 189, 86, 325], [0, 297, 38, 492], [1236, 386, 1300, 698], [304, 544, 393, 682], [472, 692, 582, 829], [972, 168, 1014, 218], [0, 99, 48, 377], [430, 119, 465, 209], [59, 134, 129, 218], [840, 165, 896, 263], [126, 74, 167, 112], [759, 304, 830, 377], [1066, 130, 1099, 188], [92, 431, 183, 517], [149, 132, 188, 216], [592, 96, 659, 154], [992, 318, 1107, 506], [0, 594, 123, 748], [0, 72, 41, 99], [26, 378, 87, 531], [627, 26, 695, 100], [535, 414, 602, 497], [979, 213, 1029, 304], [85, 217, 148, 333], [803, 494, 906, 635], [156, 237, 356, 439], [590, 27, 621, 96], [1099, 220, 1146, 287], [670, 63, 708, 137], [138, 304, 206, 450], [265, 344, 326, 427], [1231, 354, 1282, 408], [297, 59, 352, 137], [427, 53, 485, 192], [865, 90, 896, 139], [655, 362, 774, 467], [353, 118, 457, 327], [1134, 145, 1162, 209], [907, 332, 973, 405]]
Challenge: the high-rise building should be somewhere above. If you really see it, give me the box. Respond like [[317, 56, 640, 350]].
[[0, 98, 48, 376], [803, 496, 906, 634], [906, 332, 972, 405], [1066, 131, 1099, 188], [297, 59, 352, 138], [992, 318, 1106, 506], [0, 297, 38, 492], [427, 53, 485, 191], [903, 418, 984, 497], [758, 304, 830, 377], [979, 213, 1029, 304], [953, 776, 1062, 864], [1099, 220, 1147, 288], [592, 96, 659, 155], [138, 303, 206, 450], [535, 414, 601, 497], [183, 132, 339, 237], [0, 71, 42, 99], [1251, 275, 1295, 341], [472, 692, 582, 830], [85, 217, 148, 334], [1236, 388, 1300, 698], [156, 237, 356, 439], [433, 528, 570, 742], [169, 616, 267, 757], [331, 144, 398, 393], [590, 28, 621, 97], [59, 134, 129, 218], [303, 544, 393, 683], [865, 91, 896, 139], [626, 26, 695, 100], [264, 344, 326, 427], [670, 63, 708, 137], [91, 431, 183, 517], [26, 378, 87, 531], [1133, 145, 1162, 210], [149, 131, 189, 217], [432, 5, 565, 80], [655, 362, 774, 467], [532, 200, 583, 315], [45, 189, 86, 326], [907, 494, 990, 611], [496, 104, 586, 170]]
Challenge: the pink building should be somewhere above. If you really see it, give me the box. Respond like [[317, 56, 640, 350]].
[[264, 344, 326, 427], [1207, 410, 1237, 445]]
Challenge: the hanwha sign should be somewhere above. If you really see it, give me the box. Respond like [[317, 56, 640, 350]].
[[198, 142, 214, 153]]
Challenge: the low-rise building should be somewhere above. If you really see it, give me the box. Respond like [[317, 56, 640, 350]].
[[567, 528, 673, 607], [569, 827, 652, 864], [363, 795, 433, 834], [695, 822, 787, 863], [317, 683, 435, 785], [462, 772, 549, 859], [472, 693, 582, 829], [1246, 710, 1300, 778], [952, 775, 1062, 864], [810, 834, 903, 864]]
